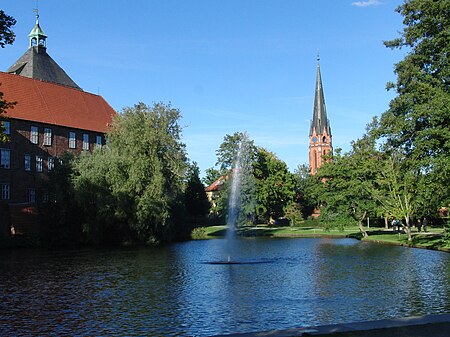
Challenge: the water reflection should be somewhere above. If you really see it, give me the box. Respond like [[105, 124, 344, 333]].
[[0, 238, 449, 336]]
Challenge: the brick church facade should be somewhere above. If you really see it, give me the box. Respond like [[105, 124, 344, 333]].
[[0, 15, 116, 236]]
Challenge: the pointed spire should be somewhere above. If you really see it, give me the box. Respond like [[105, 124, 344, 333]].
[[309, 56, 331, 137], [29, 5, 47, 49]]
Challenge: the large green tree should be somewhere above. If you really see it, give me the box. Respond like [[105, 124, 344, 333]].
[[316, 136, 382, 237], [293, 164, 317, 219], [185, 161, 210, 223], [253, 148, 297, 223], [73, 102, 188, 244], [208, 132, 300, 226], [209, 132, 257, 226], [0, 10, 16, 142], [377, 0, 450, 214]]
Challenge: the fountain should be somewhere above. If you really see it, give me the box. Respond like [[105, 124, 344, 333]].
[[209, 133, 262, 265]]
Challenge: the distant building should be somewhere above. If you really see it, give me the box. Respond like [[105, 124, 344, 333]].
[[205, 175, 228, 211], [309, 57, 332, 175], [0, 15, 116, 235]]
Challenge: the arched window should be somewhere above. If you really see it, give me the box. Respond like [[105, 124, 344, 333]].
[[322, 136, 327, 143], [31, 38, 37, 46]]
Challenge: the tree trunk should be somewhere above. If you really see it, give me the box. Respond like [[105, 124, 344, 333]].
[[384, 216, 389, 229], [358, 211, 368, 238], [404, 216, 412, 242]]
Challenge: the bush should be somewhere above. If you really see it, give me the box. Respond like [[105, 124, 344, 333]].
[[191, 227, 207, 240]]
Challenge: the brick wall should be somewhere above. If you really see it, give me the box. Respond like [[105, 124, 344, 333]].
[[0, 118, 105, 234]]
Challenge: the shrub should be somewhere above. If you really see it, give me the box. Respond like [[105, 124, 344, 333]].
[[191, 227, 207, 240]]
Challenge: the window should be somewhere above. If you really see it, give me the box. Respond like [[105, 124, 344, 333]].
[[44, 128, 52, 146], [83, 133, 89, 150], [36, 156, 43, 172], [24, 154, 31, 171], [2, 121, 10, 135], [28, 188, 36, 203], [69, 132, 76, 149], [1, 184, 10, 200], [95, 135, 103, 148], [48, 157, 54, 171], [0, 149, 10, 169], [30, 126, 39, 144], [42, 190, 49, 203]]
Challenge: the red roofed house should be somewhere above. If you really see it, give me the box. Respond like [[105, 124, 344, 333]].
[[205, 175, 228, 211], [0, 15, 116, 236]]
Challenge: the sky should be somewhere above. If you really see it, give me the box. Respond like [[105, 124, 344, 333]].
[[1, 0, 406, 177]]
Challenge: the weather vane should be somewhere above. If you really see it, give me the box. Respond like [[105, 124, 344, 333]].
[[33, 0, 39, 20]]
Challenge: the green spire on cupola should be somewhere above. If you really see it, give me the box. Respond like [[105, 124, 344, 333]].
[[29, 9, 47, 48]]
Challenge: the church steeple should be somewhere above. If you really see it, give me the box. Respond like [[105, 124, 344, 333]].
[[310, 55, 331, 137], [309, 55, 332, 174]]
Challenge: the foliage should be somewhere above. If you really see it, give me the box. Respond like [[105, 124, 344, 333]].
[[215, 131, 257, 172], [190, 227, 207, 240], [0, 10, 15, 48], [283, 203, 303, 226], [0, 11, 16, 142], [253, 148, 297, 222], [72, 102, 188, 244], [315, 136, 382, 237], [293, 164, 318, 218], [185, 162, 210, 222], [377, 0, 450, 215], [209, 132, 257, 227], [0, 89, 15, 143], [39, 153, 83, 246], [202, 167, 221, 186], [208, 132, 300, 226]]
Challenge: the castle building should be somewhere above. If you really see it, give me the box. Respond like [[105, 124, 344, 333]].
[[0, 15, 116, 235], [309, 57, 332, 174]]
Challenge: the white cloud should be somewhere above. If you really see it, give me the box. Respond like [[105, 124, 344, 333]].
[[351, 0, 382, 7]]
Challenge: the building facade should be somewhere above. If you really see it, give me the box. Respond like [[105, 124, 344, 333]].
[[309, 58, 332, 174], [0, 16, 116, 235]]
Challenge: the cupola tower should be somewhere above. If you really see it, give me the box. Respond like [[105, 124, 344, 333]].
[[7, 10, 81, 89]]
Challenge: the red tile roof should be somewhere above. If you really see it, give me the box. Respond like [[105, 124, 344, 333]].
[[205, 174, 228, 192], [0, 71, 116, 133]]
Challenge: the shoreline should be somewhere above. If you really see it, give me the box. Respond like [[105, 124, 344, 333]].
[[214, 313, 450, 337], [202, 225, 450, 253]]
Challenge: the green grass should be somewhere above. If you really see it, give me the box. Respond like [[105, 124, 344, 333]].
[[195, 224, 450, 252]]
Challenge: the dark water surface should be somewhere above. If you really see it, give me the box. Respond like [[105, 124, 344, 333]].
[[0, 238, 449, 336]]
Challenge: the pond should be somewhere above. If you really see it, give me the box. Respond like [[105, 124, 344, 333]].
[[0, 237, 449, 336]]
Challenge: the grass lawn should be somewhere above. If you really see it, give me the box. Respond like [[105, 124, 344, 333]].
[[197, 224, 449, 252]]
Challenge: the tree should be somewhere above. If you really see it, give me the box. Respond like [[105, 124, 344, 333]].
[[202, 167, 221, 186], [253, 148, 297, 223], [378, 0, 450, 214], [0, 10, 16, 142], [209, 132, 257, 227], [316, 136, 381, 238], [0, 10, 16, 48], [73, 102, 188, 244], [40, 153, 83, 246], [293, 164, 317, 219], [370, 152, 416, 241], [0, 89, 15, 143], [185, 162, 210, 223]]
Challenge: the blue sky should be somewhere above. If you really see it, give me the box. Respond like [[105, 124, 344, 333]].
[[1, 0, 405, 176]]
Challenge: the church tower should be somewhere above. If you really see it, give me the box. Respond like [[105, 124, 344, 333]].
[[309, 56, 332, 174]]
